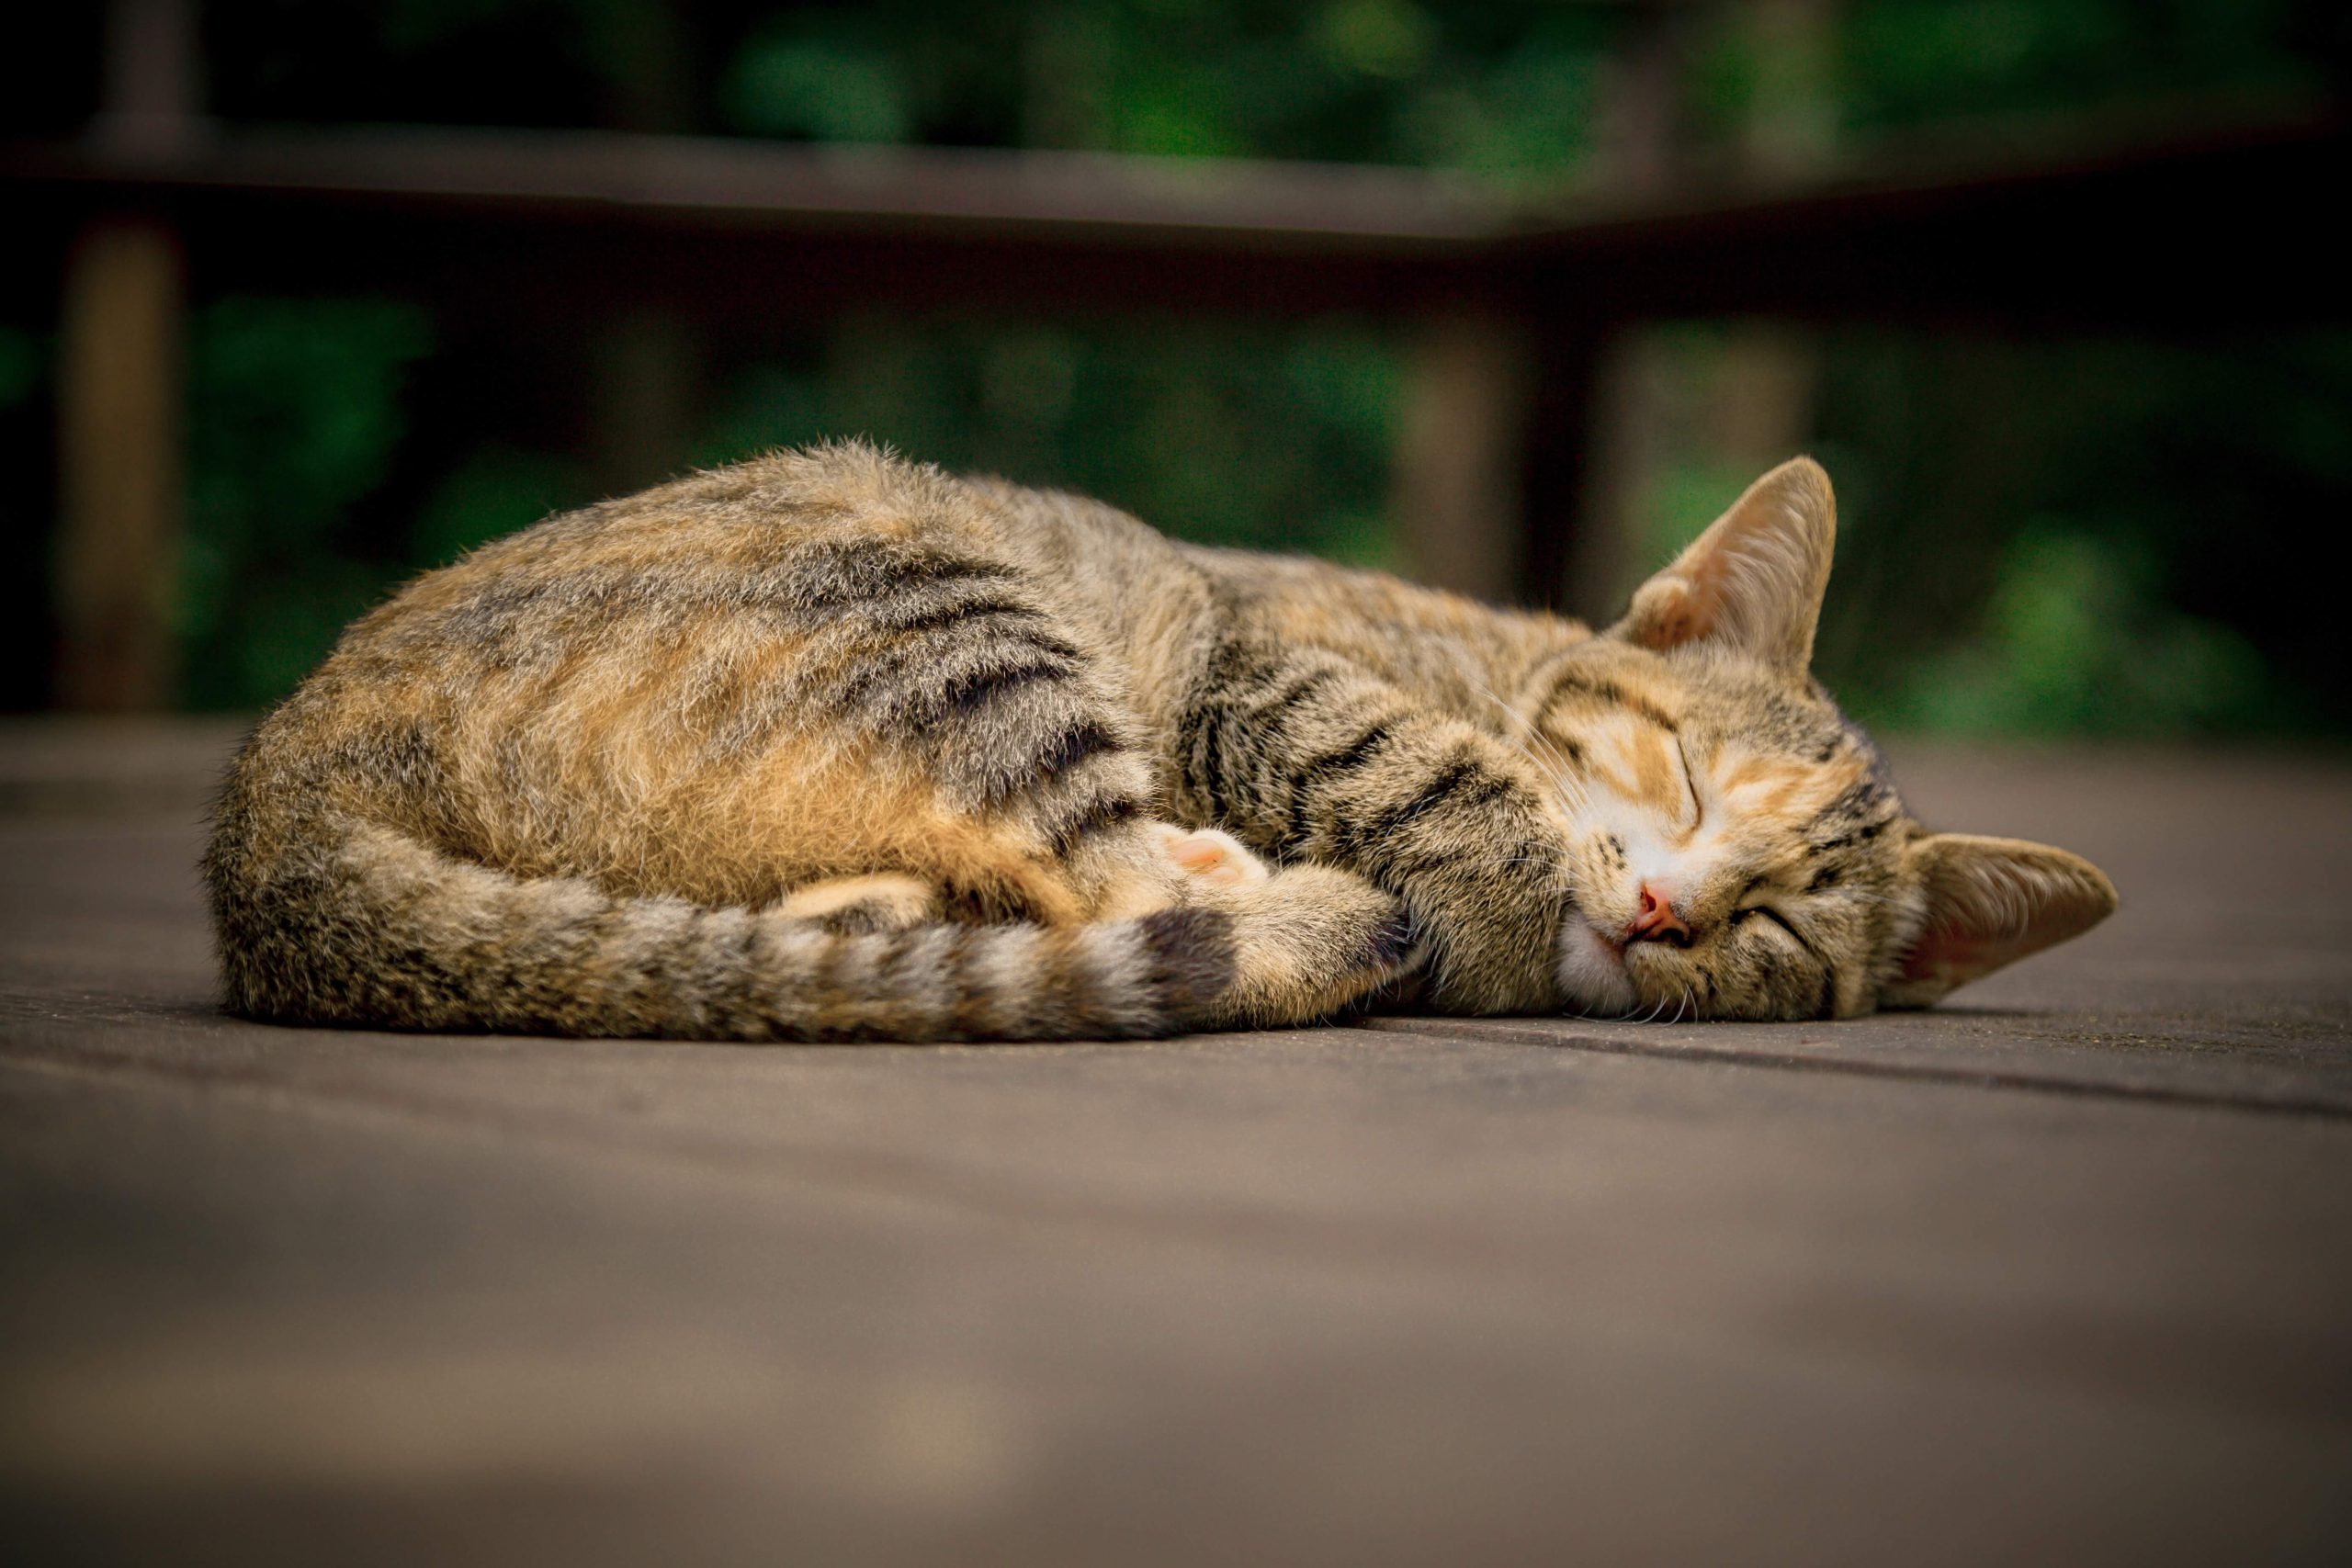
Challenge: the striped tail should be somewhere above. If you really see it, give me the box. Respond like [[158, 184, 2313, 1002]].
[[205, 815, 1239, 1042]]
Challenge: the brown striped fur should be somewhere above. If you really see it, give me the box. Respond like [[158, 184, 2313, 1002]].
[[205, 443, 2114, 1038]]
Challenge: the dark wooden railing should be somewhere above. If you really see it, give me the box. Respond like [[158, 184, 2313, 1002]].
[[8, 108, 2346, 705]]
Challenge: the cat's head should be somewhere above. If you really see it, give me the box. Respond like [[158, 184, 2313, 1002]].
[[1532, 457, 2116, 1021]]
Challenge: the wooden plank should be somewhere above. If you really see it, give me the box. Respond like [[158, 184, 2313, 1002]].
[[1362, 1007, 2352, 1117], [5, 725, 2352, 1561], [6, 1009, 2352, 1565], [0, 726, 2346, 1112]]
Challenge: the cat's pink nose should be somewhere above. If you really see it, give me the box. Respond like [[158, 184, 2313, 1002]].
[[1628, 884, 1692, 947]]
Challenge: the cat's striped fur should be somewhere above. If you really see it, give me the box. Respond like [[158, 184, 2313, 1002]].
[[205, 442, 2115, 1039]]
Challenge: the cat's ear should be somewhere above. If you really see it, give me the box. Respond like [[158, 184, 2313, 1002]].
[[1880, 833, 2118, 1008], [1611, 457, 1836, 670]]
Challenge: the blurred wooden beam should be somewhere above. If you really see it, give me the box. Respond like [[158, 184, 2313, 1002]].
[[55, 216, 185, 711], [52, 0, 199, 710], [7, 114, 2343, 330], [92, 0, 205, 155], [1394, 313, 1531, 604], [1537, 0, 1690, 622], [587, 2, 704, 498], [591, 307, 703, 497], [6, 107, 2347, 693], [1516, 321, 1615, 619], [0, 131, 1503, 331], [1502, 109, 2352, 328]]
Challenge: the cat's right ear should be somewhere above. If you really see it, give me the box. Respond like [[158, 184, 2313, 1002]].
[[1880, 833, 2119, 1008], [1609, 457, 1836, 671]]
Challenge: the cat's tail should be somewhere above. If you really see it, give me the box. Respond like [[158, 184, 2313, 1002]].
[[204, 808, 1398, 1042]]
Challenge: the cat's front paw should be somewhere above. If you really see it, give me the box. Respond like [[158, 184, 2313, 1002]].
[[1206, 863, 1422, 1029], [1386, 826, 1576, 1017]]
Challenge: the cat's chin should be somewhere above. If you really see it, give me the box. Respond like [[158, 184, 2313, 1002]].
[[1555, 919, 1639, 1018]]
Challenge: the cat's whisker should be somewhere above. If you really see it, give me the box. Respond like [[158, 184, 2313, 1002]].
[[1487, 729, 1576, 803], [1465, 679, 1587, 804]]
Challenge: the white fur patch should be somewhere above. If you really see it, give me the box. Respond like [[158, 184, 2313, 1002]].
[[1555, 919, 1637, 1015]]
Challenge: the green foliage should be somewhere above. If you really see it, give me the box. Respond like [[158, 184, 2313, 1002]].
[[1840, 0, 2328, 130], [1885, 526, 2269, 736], [1614, 313, 2352, 739], [695, 317, 1400, 565], [186, 299, 430, 557], [1315, 0, 1435, 81], [1636, 457, 1755, 571], [0, 326, 39, 410], [180, 299, 432, 708], [695, 1, 1623, 168], [162, 0, 2347, 738], [1800, 329, 2352, 737], [410, 447, 586, 568], [723, 32, 912, 142]]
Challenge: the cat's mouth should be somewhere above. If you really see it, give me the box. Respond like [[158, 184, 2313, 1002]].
[[1555, 918, 1639, 1015]]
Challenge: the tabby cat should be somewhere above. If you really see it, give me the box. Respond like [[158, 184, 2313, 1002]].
[[205, 443, 2115, 1039]]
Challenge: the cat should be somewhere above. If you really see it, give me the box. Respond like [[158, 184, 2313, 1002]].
[[204, 442, 2115, 1040]]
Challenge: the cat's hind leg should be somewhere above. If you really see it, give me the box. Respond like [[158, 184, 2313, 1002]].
[[777, 873, 940, 935], [768, 524, 1411, 1028]]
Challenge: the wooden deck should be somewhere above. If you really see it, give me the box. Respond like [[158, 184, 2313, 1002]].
[[4, 720, 2349, 1565]]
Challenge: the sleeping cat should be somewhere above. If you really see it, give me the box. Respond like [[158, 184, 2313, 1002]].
[[205, 442, 2114, 1039]]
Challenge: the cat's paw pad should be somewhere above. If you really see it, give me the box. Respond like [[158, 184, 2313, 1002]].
[[1153, 825, 1270, 889]]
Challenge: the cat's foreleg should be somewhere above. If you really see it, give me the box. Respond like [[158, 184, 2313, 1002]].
[[791, 543, 1419, 1029], [1173, 643, 1571, 1015], [1131, 821, 1419, 1028]]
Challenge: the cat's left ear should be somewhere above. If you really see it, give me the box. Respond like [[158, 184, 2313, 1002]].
[[1880, 833, 2118, 1008], [1611, 456, 1835, 671]]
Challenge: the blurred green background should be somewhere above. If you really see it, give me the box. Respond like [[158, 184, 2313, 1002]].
[[5, 0, 2348, 734]]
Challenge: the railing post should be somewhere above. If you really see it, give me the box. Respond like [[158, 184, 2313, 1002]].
[[1394, 310, 1531, 604], [54, 0, 202, 709], [1510, 0, 1692, 624], [1515, 317, 1623, 622], [55, 219, 187, 710]]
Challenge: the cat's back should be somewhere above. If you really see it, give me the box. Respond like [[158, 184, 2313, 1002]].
[[335, 441, 1051, 671], [218, 442, 1175, 908]]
